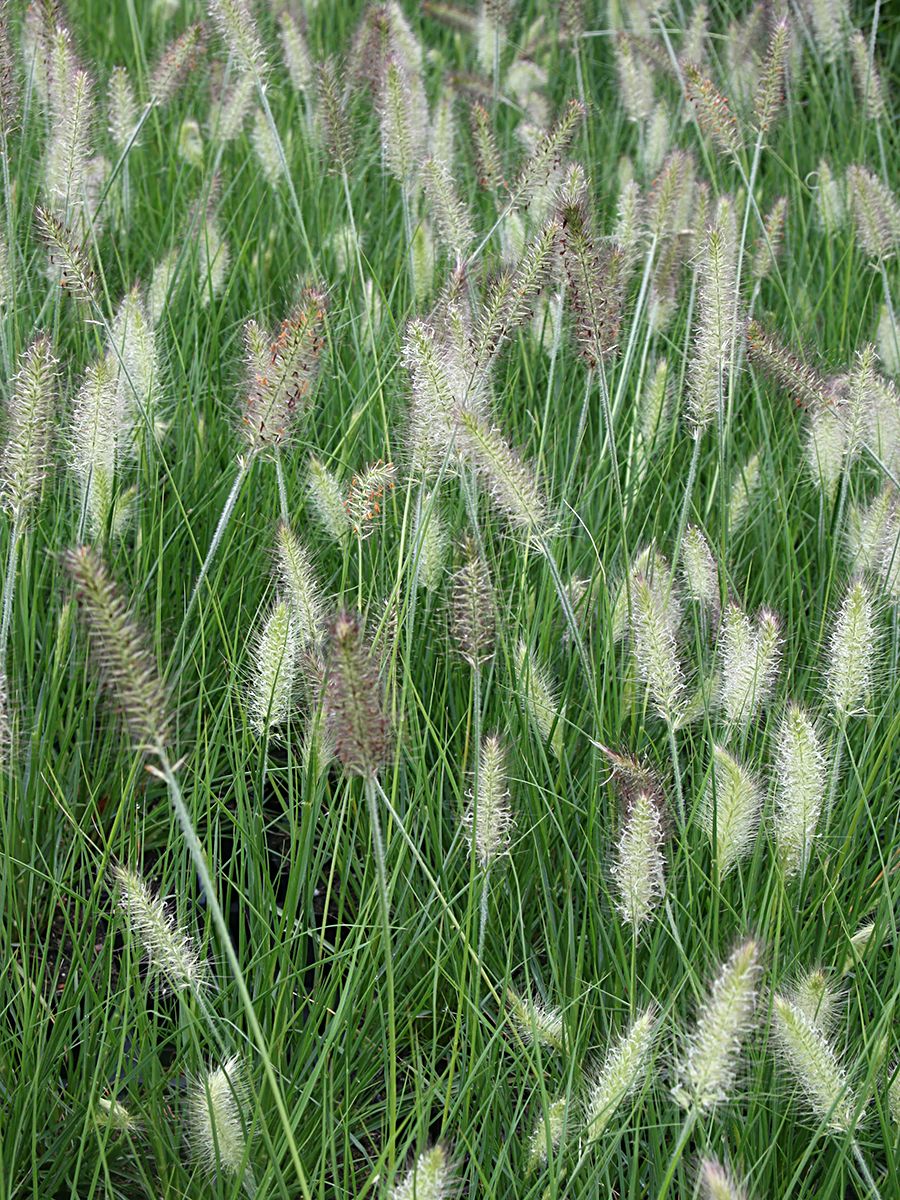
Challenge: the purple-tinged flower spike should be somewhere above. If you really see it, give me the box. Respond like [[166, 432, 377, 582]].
[[684, 63, 741, 158], [150, 24, 206, 107], [699, 1158, 748, 1200], [746, 319, 836, 410], [324, 612, 392, 778]]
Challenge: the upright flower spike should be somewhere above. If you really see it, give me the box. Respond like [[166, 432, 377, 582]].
[[614, 34, 653, 123], [848, 31, 886, 122], [508, 989, 564, 1051], [343, 459, 396, 539], [700, 1159, 747, 1200], [806, 0, 848, 65], [826, 578, 875, 718], [771, 994, 859, 1132], [507, 98, 584, 211], [0, 336, 57, 523], [672, 939, 761, 1112], [107, 66, 137, 154], [687, 214, 738, 436], [464, 734, 512, 870], [791, 968, 838, 1031], [583, 1009, 657, 1141], [278, 10, 313, 93], [240, 289, 327, 455], [324, 612, 392, 778], [390, 1145, 453, 1200], [470, 102, 505, 193], [247, 598, 297, 736], [528, 1095, 567, 1167], [515, 640, 565, 758], [728, 452, 761, 533], [274, 523, 322, 647], [150, 23, 205, 107], [316, 57, 352, 175], [751, 196, 787, 283], [70, 356, 120, 537], [814, 159, 845, 234], [719, 605, 781, 728], [846, 166, 900, 261], [378, 56, 427, 189], [208, 0, 265, 78], [681, 526, 719, 617], [45, 66, 95, 231], [450, 539, 495, 665], [188, 1056, 253, 1183], [611, 790, 666, 930], [64, 545, 170, 752], [774, 704, 826, 878], [251, 108, 282, 184], [631, 573, 686, 727], [684, 64, 741, 158], [746, 320, 835, 411], [753, 15, 789, 137], [113, 864, 208, 995], [308, 455, 350, 544], [36, 205, 97, 301], [112, 285, 158, 441], [413, 492, 448, 593], [422, 157, 474, 262], [701, 746, 761, 876], [457, 412, 546, 534]]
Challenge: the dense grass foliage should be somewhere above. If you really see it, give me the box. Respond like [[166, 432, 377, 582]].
[[0, 1, 898, 1198]]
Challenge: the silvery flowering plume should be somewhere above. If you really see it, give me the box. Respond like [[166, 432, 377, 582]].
[[412, 491, 448, 593], [149, 23, 206, 107], [672, 939, 762, 1113], [849, 30, 886, 122], [45, 65, 95, 233], [614, 33, 653, 123], [686, 202, 739, 436], [390, 1144, 453, 1200], [752, 15, 790, 137], [278, 10, 313, 94], [64, 545, 170, 753], [112, 864, 209, 995], [528, 1095, 567, 1167], [745, 319, 837, 412], [251, 107, 283, 184], [515, 640, 565, 759], [805, 0, 850, 64], [825, 578, 876, 718], [422, 158, 474, 263], [506, 99, 585, 213], [681, 526, 719, 619], [773, 704, 826, 878], [557, 163, 628, 367], [877, 305, 899, 378], [846, 166, 900, 262], [0, 3, 18, 138], [307, 454, 351, 544], [447, 537, 493, 665], [507, 988, 564, 1052], [111, 285, 158, 439], [107, 66, 137, 154], [611, 790, 666, 930], [315, 56, 353, 176], [240, 288, 327, 456], [814, 159, 846, 234], [35, 205, 97, 301], [247, 598, 298, 736], [274, 522, 323, 647], [324, 612, 392, 778], [751, 195, 788, 283], [69, 356, 123, 538], [635, 359, 672, 483], [198, 204, 230, 306], [644, 148, 695, 244], [728, 452, 761, 533], [378, 54, 428, 191], [631, 571, 686, 728], [207, 0, 265, 78], [701, 746, 761, 877], [718, 604, 780, 728], [0, 336, 57, 523], [188, 1056, 255, 1190], [583, 1008, 657, 1141], [464, 734, 513, 870], [699, 1158, 748, 1200], [771, 994, 860, 1132], [684, 63, 742, 158], [790, 968, 839, 1031], [457, 412, 547, 534]]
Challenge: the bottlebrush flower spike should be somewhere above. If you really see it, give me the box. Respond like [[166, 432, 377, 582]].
[[528, 1096, 567, 1167], [308, 455, 351, 543], [113, 864, 209, 995], [107, 66, 137, 154], [343, 459, 396, 538], [208, 0, 265, 77], [719, 604, 780, 728], [324, 612, 392, 777], [464, 734, 513, 869], [450, 538, 495, 665], [615, 34, 653, 123], [826, 578, 875, 718], [701, 746, 761, 876], [846, 166, 900, 261], [700, 1158, 747, 1200], [806, 0, 848, 65], [598, 743, 664, 811], [64, 545, 171, 752], [681, 526, 719, 616], [422, 157, 474, 262], [584, 1009, 657, 1140], [771, 994, 859, 1132], [0, 5, 18, 138], [45, 66, 94, 230], [390, 1144, 453, 1200], [507, 98, 584, 211], [275, 523, 323, 646], [774, 704, 826, 878], [316, 57, 352, 174], [413, 491, 448, 593], [188, 1056, 253, 1182], [791, 968, 839, 1031], [70, 356, 119, 537], [746, 319, 835, 410], [508, 988, 564, 1051], [150, 23, 205, 107], [805, 404, 846, 499], [515, 639, 565, 758], [611, 790, 666, 929], [847, 487, 896, 574], [112, 285, 158, 439], [684, 63, 741, 158], [240, 289, 327, 455], [36, 206, 97, 301], [247, 598, 297, 735], [849, 31, 886, 122], [686, 212, 738, 435], [728, 452, 761, 533], [279, 11, 313, 93], [470, 102, 505, 192], [753, 16, 789, 136], [673, 939, 761, 1112], [457, 412, 546, 533], [751, 196, 787, 282], [815, 159, 846, 234], [379, 56, 427, 188], [0, 336, 57, 522], [645, 149, 695, 241], [631, 572, 686, 727]]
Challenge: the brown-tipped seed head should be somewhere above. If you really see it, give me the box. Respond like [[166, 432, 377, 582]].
[[324, 612, 392, 777], [64, 545, 170, 752]]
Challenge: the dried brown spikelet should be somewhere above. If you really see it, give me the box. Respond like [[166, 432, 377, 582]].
[[746, 320, 835, 409], [324, 612, 392, 777], [684, 64, 741, 158], [241, 288, 327, 454], [64, 545, 170, 752], [150, 23, 205, 106], [343, 460, 397, 538], [450, 538, 495, 665]]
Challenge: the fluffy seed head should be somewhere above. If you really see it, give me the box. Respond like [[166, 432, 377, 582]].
[[826, 578, 875, 717], [684, 63, 741, 157], [753, 16, 789, 135], [465, 734, 512, 869], [615, 35, 653, 122], [515, 640, 565, 758], [806, 0, 848, 64], [208, 0, 264, 77], [69, 355, 120, 537], [728, 452, 761, 532], [107, 66, 137, 153], [719, 604, 781, 728], [248, 598, 297, 735], [413, 492, 448, 593], [343, 459, 396, 539], [746, 319, 835, 411], [251, 107, 282, 184], [308, 455, 350, 543], [528, 1096, 567, 1166], [150, 23, 205, 106], [774, 704, 826, 878], [584, 1009, 657, 1140], [324, 612, 392, 777], [681, 526, 719, 615], [1, 336, 57, 521], [771, 994, 859, 1132], [611, 791, 666, 929], [631, 572, 686, 725], [241, 289, 327, 454], [422, 157, 474, 262], [188, 1056, 251, 1179], [64, 545, 170, 751], [113, 864, 208, 994], [849, 31, 886, 122], [508, 988, 564, 1051], [450, 539, 495, 665], [701, 746, 761, 876], [699, 1158, 747, 1200], [36, 205, 97, 301], [752, 196, 787, 282], [457, 412, 545, 533], [805, 403, 846, 499], [391, 1144, 453, 1200], [508, 98, 584, 211], [673, 939, 762, 1112], [378, 56, 427, 188], [316, 57, 352, 173], [791, 968, 838, 1031], [687, 217, 739, 434], [274, 523, 323, 646], [278, 11, 313, 93], [815, 159, 846, 234], [846, 166, 900, 261]]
